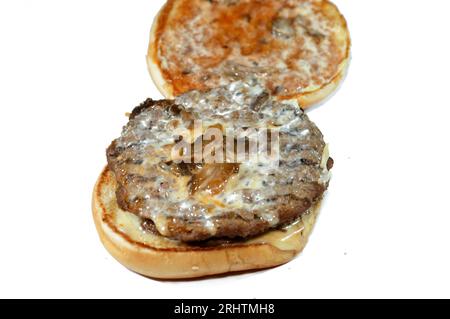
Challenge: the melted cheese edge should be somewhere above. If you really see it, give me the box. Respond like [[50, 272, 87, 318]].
[[111, 194, 320, 251]]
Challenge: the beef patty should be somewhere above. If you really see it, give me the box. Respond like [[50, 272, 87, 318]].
[[107, 81, 332, 242]]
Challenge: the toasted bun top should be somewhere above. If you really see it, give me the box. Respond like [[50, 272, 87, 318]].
[[148, 0, 350, 108], [93, 167, 321, 279]]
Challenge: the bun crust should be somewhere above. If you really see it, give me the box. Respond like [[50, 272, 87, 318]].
[[147, 0, 350, 109], [93, 168, 321, 279]]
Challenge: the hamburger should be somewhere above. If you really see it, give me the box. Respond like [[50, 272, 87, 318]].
[[93, 81, 333, 279], [147, 0, 350, 109]]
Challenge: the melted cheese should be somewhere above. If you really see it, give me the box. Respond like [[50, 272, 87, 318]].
[[113, 81, 329, 236], [112, 189, 320, 251]]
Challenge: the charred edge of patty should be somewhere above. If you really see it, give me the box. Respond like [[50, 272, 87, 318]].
[[136, 182, 326, 242], [129, 98, 182, 120]]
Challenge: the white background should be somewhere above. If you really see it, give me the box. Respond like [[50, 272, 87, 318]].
[[0, 0, 449, 299]]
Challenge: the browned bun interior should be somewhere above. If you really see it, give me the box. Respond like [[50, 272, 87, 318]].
[[147, 0, 350, 109]]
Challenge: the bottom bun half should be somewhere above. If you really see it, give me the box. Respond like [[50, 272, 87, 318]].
[[92, 168, 321, 279]]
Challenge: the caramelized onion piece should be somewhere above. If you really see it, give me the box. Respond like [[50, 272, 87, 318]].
[[189, 163, 239, 195]]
